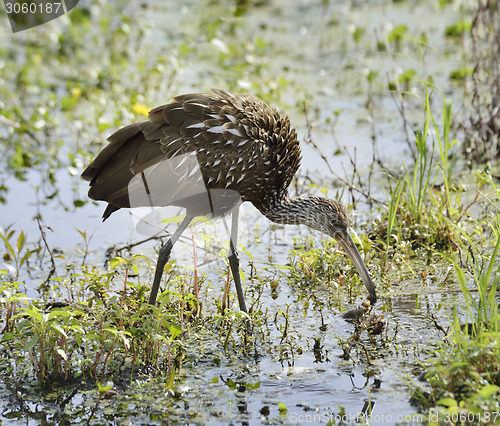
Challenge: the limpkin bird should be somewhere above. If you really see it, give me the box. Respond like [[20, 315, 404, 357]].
[[82, 89, 377, 313]]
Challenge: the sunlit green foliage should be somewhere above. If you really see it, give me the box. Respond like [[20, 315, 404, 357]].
[[0, 256, 192, 387], [414, 228, 500, 416], [0, 0, 498, 422]]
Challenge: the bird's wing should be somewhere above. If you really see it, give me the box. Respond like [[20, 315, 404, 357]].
[[81, 90, 301, 218], [146, 90, 262, 159]]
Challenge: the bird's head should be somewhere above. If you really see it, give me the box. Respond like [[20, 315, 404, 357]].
[[306, 197, 378, 304]]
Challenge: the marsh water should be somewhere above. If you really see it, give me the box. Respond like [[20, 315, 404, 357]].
[[0, 0, 478, 424]]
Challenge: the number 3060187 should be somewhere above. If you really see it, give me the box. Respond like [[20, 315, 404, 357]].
[[5, 2, 62, 14]]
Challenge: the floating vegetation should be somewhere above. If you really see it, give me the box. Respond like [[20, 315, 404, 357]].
[[0, 256, 192, 388], [1, 0, 499, 424]]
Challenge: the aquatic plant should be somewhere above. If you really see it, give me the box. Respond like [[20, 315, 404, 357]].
[[0, 226, 40, 281], [416, 229, 500, 417], [0, 256, 191, 387]]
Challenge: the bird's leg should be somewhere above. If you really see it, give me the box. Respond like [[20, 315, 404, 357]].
[[227, 205, 248, 314], [148, 215, 194, 305]]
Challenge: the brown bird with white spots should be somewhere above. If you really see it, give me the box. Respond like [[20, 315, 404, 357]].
[[82, 89, 377, 313]]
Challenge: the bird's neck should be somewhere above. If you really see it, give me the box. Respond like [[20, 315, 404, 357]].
[[258, 195, 323, 230]]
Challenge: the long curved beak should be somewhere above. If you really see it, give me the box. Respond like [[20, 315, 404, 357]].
[[336, 231, 377, 304]]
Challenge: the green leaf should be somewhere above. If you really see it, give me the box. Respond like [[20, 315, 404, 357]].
[[278, 402, 287, 414], [386, 177, 405, 248], [242, 249, 253, 261], [152, 333, 168, 343], [20, 248, 40, 269], [192, 216, 213, 225], [20, 307, 44, 322], [60, 96, 78, 111], [1, 332, 15, 342], [48, 309, 72, 320], [0, 232, 15, 259], [131, 254, 149, 261], [16, 231, 25, 253], [165, 366, 177, 390], [445, 19, 471, 37], [436, 397, 458, 408], [109, 257, 125, 270], [478, 384, 500, 399], [75, 229, 87, 241], [97, 122, 111, 133], [55, 347, 68, 361], [103, 327, 119, 336], [449, 67, 473, 81], [245, 381, 261, 390], [169, 325, 182, 339], [388, 24, 408, 42], [23, 336, 39, 351], [50, 324, 68, 339], [97, 381, 113, 393]]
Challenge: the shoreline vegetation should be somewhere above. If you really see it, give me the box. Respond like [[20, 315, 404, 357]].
[[0, 0, 499, 424]]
